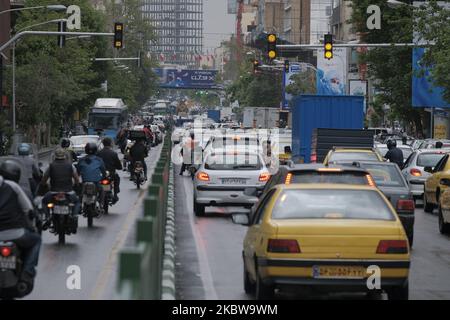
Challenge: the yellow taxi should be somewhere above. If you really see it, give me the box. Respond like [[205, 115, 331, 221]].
[[424, 152, 450, 213], [322, 147, 384, 166], [436, 181, 450, 234], [233, 183, 410, 300]]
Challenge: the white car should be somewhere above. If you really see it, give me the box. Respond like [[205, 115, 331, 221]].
[[193, 149, 270, 216], [69, 135, 103, 156]]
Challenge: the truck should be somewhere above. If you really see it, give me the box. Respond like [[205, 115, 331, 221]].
[[291, 95, 366, 163], [242, 107, 279, 128], [207, 109, 221, 123]]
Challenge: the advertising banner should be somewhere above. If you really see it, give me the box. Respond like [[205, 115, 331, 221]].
[[349, 80, 368, 112], [316, 48, 348, 96], [154, 68, 218, 89], [282, 63, 302, 110]]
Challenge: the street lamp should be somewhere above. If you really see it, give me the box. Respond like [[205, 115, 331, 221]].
[[387, 0, 410, 8], [11, 19, 67, 131], [0, 4, 67, 15]]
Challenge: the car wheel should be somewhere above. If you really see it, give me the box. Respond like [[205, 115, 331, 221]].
[[243, 259, 255, 294], [255, 267, 274, 300], [387, 281, 409, 300], [438, 206, 450, 235], [408, 232, 414, 248], [423, 192, 434, 213], [193, 199, 205, 217]]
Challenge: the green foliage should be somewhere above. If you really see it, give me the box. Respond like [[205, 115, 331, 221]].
[[285, 70, 316, 96]]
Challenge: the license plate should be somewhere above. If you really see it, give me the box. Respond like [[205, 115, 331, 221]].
[[53, 205, 70, 215], [312, 266, 366, 279], [222, 178, 246, 185], [102, 184, 111, 192], [0, 256, 16, 269]]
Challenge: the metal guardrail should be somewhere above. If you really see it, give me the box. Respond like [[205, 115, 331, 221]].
[[117, 131, 174, 300]]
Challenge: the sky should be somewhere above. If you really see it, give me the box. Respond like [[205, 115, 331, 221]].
[[203, 0, 235, 53]]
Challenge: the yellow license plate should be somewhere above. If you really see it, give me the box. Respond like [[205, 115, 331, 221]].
[[312, 266, 366, 279]]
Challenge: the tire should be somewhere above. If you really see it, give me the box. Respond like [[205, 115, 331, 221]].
[[58, 215, 65, 245], [255, 268, 274, 300], [423, 192, 434, 213], [193, 199, 205, 217], [87, 208, 94, 228], [438, 206, 450, 235], [387, 281, 409, 300], [243, 259, 256, 294], [103, 200, 109, 215], [408, 232, 414, 248]]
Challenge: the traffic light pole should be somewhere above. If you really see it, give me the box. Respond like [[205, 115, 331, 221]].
[[276, 43, 429, 50]]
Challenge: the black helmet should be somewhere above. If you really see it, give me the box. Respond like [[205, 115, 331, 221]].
[[387, 139, 397, 149], [85, 142, 98, 155], [61, 138, 70, 149], [0, 160, 21, 183], [102, 137, 113, 147], [17, 143, 31, 156]]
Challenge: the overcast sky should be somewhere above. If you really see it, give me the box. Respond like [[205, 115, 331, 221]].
[[203, 0, 235, 52]]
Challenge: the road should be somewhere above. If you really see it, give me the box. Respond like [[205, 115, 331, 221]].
[[175, 169, 450, 300], [25, 145, 161, 300]]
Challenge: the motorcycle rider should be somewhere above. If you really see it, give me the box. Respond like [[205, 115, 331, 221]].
[[179, 131, 196, 176], [97, 137, 122, 204], [58, 137, 78, 163], [0, 160, 41, 287], [76, 143, 107, 214], [385, 139, 404, 168], [16, 143, 42, 198], [129, 139, 148, 180], [41, 148, 81, 229]]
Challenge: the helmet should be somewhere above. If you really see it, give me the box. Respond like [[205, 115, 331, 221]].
[[61, 138, 70, 149], [102, 137, 113, 147], [189, 130, 194, 139], [54, 147, 67, 160], [0, 160, 21, 183], [85, 142, 98, 155], [387, 139, 397, 149], [17, 143, 31, 156]]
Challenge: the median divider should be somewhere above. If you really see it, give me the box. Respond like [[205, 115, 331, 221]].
[[117, 131, 176, 299]]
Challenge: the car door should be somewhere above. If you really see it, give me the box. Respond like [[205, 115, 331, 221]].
[[402, 152, 415, 179], [244, 189, 276, 280], [426, 155, 449, 203]]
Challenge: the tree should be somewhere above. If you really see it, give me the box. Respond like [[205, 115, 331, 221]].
[[285, 70, 317, 96]]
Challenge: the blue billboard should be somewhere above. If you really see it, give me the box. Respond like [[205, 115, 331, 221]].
[[154, 68, 219, 89], [412, 48, 450, 108]]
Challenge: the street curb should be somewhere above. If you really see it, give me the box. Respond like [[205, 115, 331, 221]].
[[161, 161, 176, 300]]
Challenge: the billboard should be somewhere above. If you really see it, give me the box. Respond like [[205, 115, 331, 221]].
[[316, 48, 348, 96], [349, 80, 368, 113], [154, 68, 218, 89]]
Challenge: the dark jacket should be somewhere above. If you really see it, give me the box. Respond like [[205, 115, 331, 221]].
[[43, 160, 77, 192], [77, 155, 106, 183], [0, 176, 34, 231], [130, 143, 148, 162], [385, 148, 404, 168], [97, 147, 122, 173]]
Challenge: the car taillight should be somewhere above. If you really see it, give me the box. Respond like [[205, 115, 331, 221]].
[[310, 154, 317, 163], [410, 168, 422, 177], [285, 173, 293, 185], [366, 174, 376, 187], [267, 239, 301, 253], [376, 240, 408, 254], [397, 199, 415, 211], [0, 247, 11, 257], [47, 203, 54, 209], [101, 179, 110, 185], [259, 172, 270, 182], [196, 171, 210, 181]]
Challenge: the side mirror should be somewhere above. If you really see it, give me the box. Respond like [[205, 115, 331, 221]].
[[440, 178, 450, 187], [231, 213, 250, 226], [174, 141, 180, 145], [284, 146, 292, 154], [424, 166, 433, 173], [243, 187, 257, 197]]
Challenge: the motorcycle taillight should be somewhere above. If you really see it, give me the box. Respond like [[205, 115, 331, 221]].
[[54, 193, 66, 201]]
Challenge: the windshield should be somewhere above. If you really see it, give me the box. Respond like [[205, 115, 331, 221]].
[[89, 114, 118, 130], [272, 189, 395, 220], [417, 153, 446, 167], [360, 164, 406, 188], [70, 137, 98, 146], [329, 151, 379, 162], [290, 171, 369, 185], [205, 153, 262, 170]]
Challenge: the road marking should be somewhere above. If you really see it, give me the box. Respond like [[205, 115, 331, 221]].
[[182, 177, 219, 300], [89, 148, 160, 300]]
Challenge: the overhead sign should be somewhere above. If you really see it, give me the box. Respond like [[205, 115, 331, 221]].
[[154, 69, 218, 89]]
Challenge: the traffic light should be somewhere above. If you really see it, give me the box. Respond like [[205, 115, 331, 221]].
[[284, 60, 290, 73], [253, 60, 260, 73], [114, 22, 124, 49], [267, 33, 277, 61], [324, 33, 333, 60]]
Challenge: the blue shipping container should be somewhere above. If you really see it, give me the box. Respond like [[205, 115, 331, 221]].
[[292, 95, 365, 163], [207, 110, 221, 123]]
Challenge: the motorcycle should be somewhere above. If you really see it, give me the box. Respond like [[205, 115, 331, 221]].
[[0, 240, 31, 299], [133, 161, 145, 189], [100, 173, 114, 215], [81, 182, 102, 228], [32, 196, 45, 235], [46, 192, 77, 245]]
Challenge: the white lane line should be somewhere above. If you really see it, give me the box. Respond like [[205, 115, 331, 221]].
[[89, 149, 160, 300], [182, 177, 219, 300]]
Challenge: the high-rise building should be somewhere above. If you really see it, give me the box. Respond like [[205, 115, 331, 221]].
[[283, 0, 310, 44], [310, 0, 332, 44], [141, 0, 203, 68]]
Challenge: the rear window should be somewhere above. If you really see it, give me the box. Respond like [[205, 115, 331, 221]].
[[272, 189, 395, 220], [417, 153, 446, 167], [359, 164, 406, 188], [329, 152, 379, 162], [290, 171, 369, 185], [212, 137, 259, 149], [205, 153, 262, 170]]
